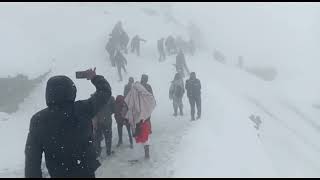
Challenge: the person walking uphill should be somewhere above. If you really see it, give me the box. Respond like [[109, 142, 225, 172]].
[[25, 68, 112, 178], [114, 95, 133, 149], [157, 38, 166, 62], [185, 72, 201, 121], [92, 96, 115, 157], [131, 35, 146, 56], [169, 73, 185, 116], [114, 49, 128, 82], [124, 82, 156, 159], [176, 50, 190, 78]]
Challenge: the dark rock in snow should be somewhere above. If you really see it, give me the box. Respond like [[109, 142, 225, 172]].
[[0, 70, 51, 114]]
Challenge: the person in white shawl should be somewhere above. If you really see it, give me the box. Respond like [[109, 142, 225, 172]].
[[124, 81, 156, 159]]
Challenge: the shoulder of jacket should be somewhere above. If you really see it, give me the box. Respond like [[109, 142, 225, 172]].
[[33, 108, 49, 118], [30, 108, 49, 125]]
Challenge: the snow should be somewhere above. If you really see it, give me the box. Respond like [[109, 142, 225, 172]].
[[1, 2, 320, 178]]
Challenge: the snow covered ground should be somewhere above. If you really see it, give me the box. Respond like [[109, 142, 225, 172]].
[[1, 2, 320, 178]]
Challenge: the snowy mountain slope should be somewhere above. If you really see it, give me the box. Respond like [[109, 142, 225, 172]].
[[1, 3, 320, 178], [172, 55, 320, 177]]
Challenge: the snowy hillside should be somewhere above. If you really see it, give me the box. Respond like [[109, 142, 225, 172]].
[[1, 2, 320, 178]]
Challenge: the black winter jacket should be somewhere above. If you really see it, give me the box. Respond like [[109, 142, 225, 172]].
[[25, 75, 111, 178], [185, 78, 201, 98]]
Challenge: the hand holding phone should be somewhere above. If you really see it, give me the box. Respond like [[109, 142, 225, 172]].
[[86, 68, 96, 80], [76, 67, 96, 80]]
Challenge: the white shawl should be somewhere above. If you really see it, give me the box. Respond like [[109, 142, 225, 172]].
[[124, 82, 156, 129]]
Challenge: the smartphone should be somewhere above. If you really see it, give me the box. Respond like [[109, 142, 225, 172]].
[[76, 71, 87, 79]]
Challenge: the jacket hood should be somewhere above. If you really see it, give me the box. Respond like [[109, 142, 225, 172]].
[[116, 95, 125, 103], [45, 75, 77, 106]]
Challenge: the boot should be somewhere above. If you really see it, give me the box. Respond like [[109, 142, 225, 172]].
[[144, 145, 150, 159]]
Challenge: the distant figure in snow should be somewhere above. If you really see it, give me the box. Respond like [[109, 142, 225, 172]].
[[120, 31, 130, 54], [175, 50, 190, 78], [131, 35, 146, 56], [165, 35, 177, 55], [124, 77, 134, 97], [169, 73, 185, 116], [109, 21, 129, 55], [114, 49, 127, 82], [105, 36, 117, 67], [157, 38, 166, 62], [185, 72, 201, 121]]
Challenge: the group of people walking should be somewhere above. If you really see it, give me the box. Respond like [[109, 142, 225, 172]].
[[169, 71, 202, 121], [24, 21, 202, 178], [105, 21, 147, 82]]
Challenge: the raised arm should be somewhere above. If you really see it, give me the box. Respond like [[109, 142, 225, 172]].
[[77, 71, 112, 119]]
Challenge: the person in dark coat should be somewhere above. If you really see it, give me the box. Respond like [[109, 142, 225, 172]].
[[185, 72, 201, 121], [110, 21, 124, 45], [120, 31, 130, 54], [114, 95, 133, 148], [140, 74, 153, 95], [92, 96, 115, 157], [123, 77, 134, 97], [110, 21, 129, 54], [165, 35, 177, 55], [24, 68, 112, 178], [176, 50, 190, 78], [114, 49, 127, 82], [105, 36, 117, 67], [111, 21, 123, 37], [157, 38, 166, 62], [130, 35, 146, 56]]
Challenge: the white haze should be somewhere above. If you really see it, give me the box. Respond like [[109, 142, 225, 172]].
[[1, 2, 320, 177]]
